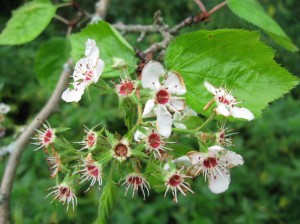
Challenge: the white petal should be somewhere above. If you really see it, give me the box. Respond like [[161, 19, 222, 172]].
[[208, 145, 225, 152], [164, 72, 186, 95], [173, 122, 187, 129], [208, 168, 231, 194], [154, 106, 172, 138], [134, 130, 146, 142], [215, 104, 230, 117], [85, 39, 99, 61], [204, 81, 217, 95], [142, 99, 155, 118], [169, 99, 185, 111], [92, 59, 105, 83], [141, 61, 165, 90], [0, 103, 10, 114], [187, 151, 203, 165], [230, 106, 254, 121], [163, 156, 192, 171], [220, 150, 244, 168], [61, 87, 85, 103], [184, 107, 197, 117]]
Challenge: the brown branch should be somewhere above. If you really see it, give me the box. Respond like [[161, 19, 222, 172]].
[[208, 1, 227, 16], [0, 60, 72, 224], [194, 0, 207, 12]]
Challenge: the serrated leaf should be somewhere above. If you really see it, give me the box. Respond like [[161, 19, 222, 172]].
[[0, 1, 56, 45], [227, 0, 298, 52], [95, 181, 119, 224], [35, 37, 70, 91], [164, 29, 299, 119], [105, 130, 117, 145], [70, 21, 138, 78]]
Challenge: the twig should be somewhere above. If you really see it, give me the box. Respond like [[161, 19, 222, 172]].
[[0, 60, 72, 224], [194, 0, 207, 12], [208, 1, 227, 16]]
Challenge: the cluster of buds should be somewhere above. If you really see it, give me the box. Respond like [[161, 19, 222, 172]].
[[32, 39, 255, 210]]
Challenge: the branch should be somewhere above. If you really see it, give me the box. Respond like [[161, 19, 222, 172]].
[[0, 60, 72, 224], [208, 1, 227, 16]]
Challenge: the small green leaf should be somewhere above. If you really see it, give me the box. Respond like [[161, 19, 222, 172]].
[[35, 37, 70, 91], [70, 21, 138, 78], [165, 29, 299, 119], [227, 0, 298, 52], [0, 1, 57, 45], [95, 181, 119, 224]]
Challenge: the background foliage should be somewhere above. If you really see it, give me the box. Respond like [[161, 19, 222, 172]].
[[0, 0, 300, 223]]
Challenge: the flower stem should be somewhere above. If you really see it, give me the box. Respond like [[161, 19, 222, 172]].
[[194, 112, 216, 131], [172, 128, 195, 134]]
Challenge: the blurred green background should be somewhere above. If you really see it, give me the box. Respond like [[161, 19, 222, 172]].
[[1, 0, 300, 223]]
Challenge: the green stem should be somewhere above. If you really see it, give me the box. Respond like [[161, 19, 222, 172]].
[[194, 112, 216, 131], [56, 2, 73, 8]]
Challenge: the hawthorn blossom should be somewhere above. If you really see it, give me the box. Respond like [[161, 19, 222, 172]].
[[164, 170, 193, 203], [32, 121, 56, 151], [75, 126, 98, 150], [115, 79, 136, 97], [134, 128, 173, 158], [47, 183, 77, 211], [141, 61, 186, 137], [62, 39, 105, 102], [216, 123, 237, 147], [45, 152, 61, 178], [120, 173, 150, 199], [188, 145, 244, 194], [112, 138, 132, 162], [0, 103, 10, 114], [204, 81, 254, 121], [75, 154, 102, 191]]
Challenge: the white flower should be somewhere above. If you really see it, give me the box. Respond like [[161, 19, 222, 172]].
[[75, 126, 98, 150], [0, 103, 10, 114], [164, 170, 193, 203], [74, 154, 102, 191], [134, 128, 173, 158], [31, 121, 56, 151], [47, 183, 77, 211], [45, 152, 61, 178], [141, 61, 186, 137], [119, 173, 150, 199], [62, 39, 105, 102], [204, 81, 254, 121], [173, 107, 198, 129], [188, 145, 244, 194]]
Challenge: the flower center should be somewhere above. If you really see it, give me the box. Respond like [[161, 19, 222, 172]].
[[115, 144, 128, 157], [119, 81, 135, 95], [60, 187, 71, 197], [43, 129, 53, 143], [86, 132, 96, 148], [156, 89, 170, 105], [168, 174, 182, 187], [128, 176, 143, 185], [218, 96, 230, 105], [85, 70, 93, 81], [203, 157, 218, 168], [148, 133, 161, 149], [86, 164, 99, 177]]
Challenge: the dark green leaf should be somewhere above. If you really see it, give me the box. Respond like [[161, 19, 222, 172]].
[[227, 0, 298, 52], [0, 1, 57, 45], [35, 37, 70, 91]]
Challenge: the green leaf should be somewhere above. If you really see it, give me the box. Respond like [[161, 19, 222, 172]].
[[70, 21, 138, 78], [164, 29, 299, 119], [181, 116, 203, 130], [94, 181, 119, 224], [0, 1, 57, 45], [227, 0, 298, 52], [35, 37, 70, 91]]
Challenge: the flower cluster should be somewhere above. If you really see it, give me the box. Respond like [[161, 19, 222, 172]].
[[33, 39, 255, 210]]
